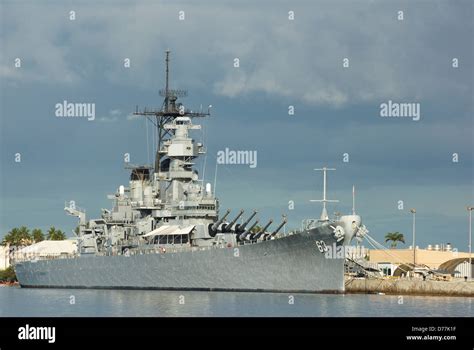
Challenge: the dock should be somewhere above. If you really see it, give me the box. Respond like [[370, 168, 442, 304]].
[[345, 277, 474, 297]]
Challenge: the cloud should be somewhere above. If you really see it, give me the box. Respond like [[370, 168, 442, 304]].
[[0, 0, 472, 249], [126, 113, 140, 121], [0, 4, 81, 86], [0, 1, 471, 107], [97, 116, 118, 123], [95, 109, 125, 123]]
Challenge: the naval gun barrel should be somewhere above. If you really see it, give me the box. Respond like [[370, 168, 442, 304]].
[[211, 209, 231, 231], [267, 218, 288, 239], [235, 210, 258, 233], [223, 209, 244, 232], [209, 209, 231, 236], [238, 220, 259, 241], [253, 219, 273, 240]]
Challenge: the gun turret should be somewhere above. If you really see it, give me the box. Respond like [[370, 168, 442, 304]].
[[208, 209, 231, 237], [222, 209, 244, 232], [238, 220, 259, 241], [253, 219, 273, 240], [265, 217, 288, 240], [235, 210, 257, 233]]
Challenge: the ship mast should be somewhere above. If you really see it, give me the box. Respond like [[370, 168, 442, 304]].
[[352, 185, 356, 215], [133, 50, 211, 173], [310, 167, 339, 221], [165, 49, 170, 112]]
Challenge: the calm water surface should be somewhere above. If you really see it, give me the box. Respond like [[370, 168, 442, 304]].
[[0, 286, 472, 317]]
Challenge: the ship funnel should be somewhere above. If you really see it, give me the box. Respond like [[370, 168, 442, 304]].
[[235, 210, 257, 233], [209, 209, 231, 236], [253, 219, 273, 240], [223, 209, 244, 232], [238, 220, 259, 241]]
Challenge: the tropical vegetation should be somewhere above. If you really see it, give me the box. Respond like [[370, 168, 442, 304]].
[[0, 266, 16, 282], [46, 227, 67, 241], [384, 232, 406, 248], [1, 226, 66, 246]]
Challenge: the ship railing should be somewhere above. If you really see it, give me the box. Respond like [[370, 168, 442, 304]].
[[11, 252, 78, 264], [105, 219, 133, 224], [100, 242, 237, 257]]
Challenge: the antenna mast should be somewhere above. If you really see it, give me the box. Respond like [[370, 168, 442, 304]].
[[310, 167, 339, 221], [165, 49, 170, 112], [133, 50, 210, 174], [352, 185, 356, 215]]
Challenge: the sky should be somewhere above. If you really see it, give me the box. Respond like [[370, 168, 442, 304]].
[[0, 0, 473, 251]]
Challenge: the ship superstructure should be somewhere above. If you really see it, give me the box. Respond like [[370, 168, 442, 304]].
[[63, 50, 287, 255]]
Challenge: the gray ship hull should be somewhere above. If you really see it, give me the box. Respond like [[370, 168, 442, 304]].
[[15, 224, 345, 293]]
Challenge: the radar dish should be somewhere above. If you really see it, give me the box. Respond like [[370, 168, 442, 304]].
[[159, 89, 188, 98]]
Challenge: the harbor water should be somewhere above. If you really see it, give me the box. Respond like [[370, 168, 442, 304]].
[[0, 286, 472, 317]]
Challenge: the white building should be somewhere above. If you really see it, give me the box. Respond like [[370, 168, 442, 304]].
[[13, 240, 77, 262], [377, 262, 399, 276], [453, 261, 474, 278], [0, 246, 10, 269]]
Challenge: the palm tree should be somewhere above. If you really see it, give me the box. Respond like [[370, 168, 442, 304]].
[[385, 232, 406, 248], [17, 226, 32, 243], [46, 227, 67, 241], [1, 228, 19, 246], [32, 228, 45, 243], [1, 226, 32, 246]]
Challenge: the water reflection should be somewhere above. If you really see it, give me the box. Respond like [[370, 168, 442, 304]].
[[0, 287, 471, 317]]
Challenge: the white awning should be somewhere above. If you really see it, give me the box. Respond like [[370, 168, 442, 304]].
[[158, 225, 181, 235], [143, 225, 178, 237], [143, 225, 194, 237], [174, 225, 195, 235], [142, 229, 159, 237]]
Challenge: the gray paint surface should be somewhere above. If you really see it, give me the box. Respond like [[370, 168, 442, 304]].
[[16, 226, 345, 293]]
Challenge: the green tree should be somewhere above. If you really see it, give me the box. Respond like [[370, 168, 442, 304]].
[[385, 232, 406, 248], [46, 227, 66, 241], [1, 226, 32, 246], [0, 266, 17, 282], [31, 228, 45, 243]]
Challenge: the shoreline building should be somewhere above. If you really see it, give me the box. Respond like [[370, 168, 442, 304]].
[[10, 240, 77, 264], [368, 244, 472, 278], [0, 246, 10, 270]]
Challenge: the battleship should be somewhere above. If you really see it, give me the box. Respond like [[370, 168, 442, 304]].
[[14, 51, 368, 293]]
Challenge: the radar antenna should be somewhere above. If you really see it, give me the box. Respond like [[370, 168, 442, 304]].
[[133, 50, 211, 173]]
